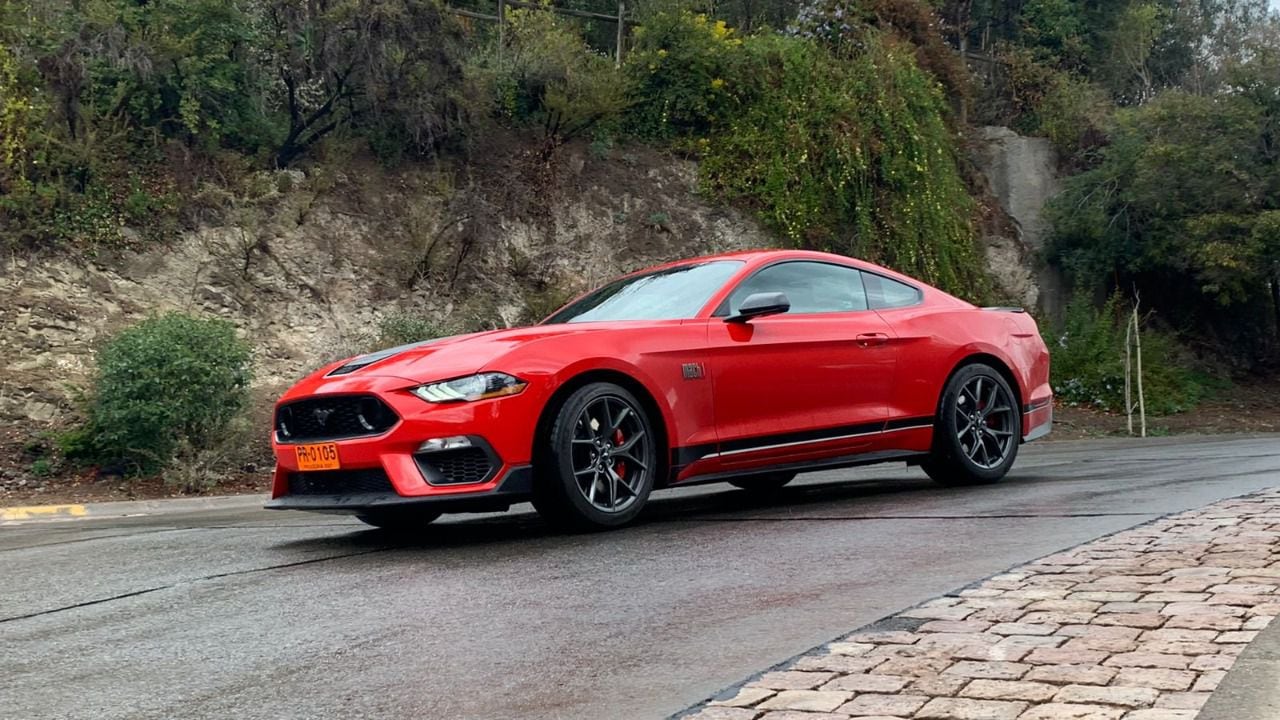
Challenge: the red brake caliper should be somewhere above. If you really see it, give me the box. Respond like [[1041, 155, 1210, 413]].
[[613, 428, 627, 478]]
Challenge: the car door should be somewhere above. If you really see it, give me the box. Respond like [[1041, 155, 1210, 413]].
[[704, 261, 898, 469], [861, 269, 934, 431]]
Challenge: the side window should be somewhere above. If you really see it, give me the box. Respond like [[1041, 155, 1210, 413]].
[[863, 272, 921, 309], [725, 261, 868, 315]]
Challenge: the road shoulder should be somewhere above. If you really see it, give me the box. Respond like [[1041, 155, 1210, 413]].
[[0, 493, 269, 524], [1199, 600, 1280, 720]]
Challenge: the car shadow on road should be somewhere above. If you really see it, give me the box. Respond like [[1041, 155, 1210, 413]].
[[269, 472, 970, 554]]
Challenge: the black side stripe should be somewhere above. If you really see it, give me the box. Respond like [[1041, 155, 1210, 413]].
[[672, 416, 935, 467], [719, 420, 885, 454], [672, 444, 717, 468], [884, 416, 935, 431]]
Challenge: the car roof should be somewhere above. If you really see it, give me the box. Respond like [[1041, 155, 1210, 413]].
[[671, 249, 971, 312], [650, 248, 903, 278]]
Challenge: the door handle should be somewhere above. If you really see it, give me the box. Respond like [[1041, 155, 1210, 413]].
[[856, 333, 889, 347]]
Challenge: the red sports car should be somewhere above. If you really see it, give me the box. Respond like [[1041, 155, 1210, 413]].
[[266, 250, 1052, 530]]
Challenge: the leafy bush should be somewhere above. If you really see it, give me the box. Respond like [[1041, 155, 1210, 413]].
[[369, 312, 455, 350], [698, 33, 986, 297], [1047, 85, 1280, 366], [162, 413, 265, 492], [624, 10, 740, 140], [63, 313, 253, 476], [994, 43, 1062, 134], [266, 0, 479, 166], [1044, 293, 1213, 415], [1, 0, 481, 248], [481, 5, 631, 155], [0, 41, 40, 184], [621, 5, 988, 297], [791, 0, 971, 109], [1035, 72, 1112, 165], [520, 283, 578, 325]]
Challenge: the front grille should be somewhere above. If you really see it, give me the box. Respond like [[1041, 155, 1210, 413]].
[[287, 468, 396, 496], [417, 447, 495, 485], [276, 395, 398, 442]]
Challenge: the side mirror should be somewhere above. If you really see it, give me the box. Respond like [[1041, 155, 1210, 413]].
[[726, 292, 790, 323]]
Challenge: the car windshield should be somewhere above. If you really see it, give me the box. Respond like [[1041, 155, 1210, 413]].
[[544, 260, 743, 323]]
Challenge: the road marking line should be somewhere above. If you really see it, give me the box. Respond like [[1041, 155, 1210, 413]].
[[0, 504, 88, 521]]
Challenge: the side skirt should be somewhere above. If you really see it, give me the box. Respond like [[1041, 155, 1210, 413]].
[[670, 449, 930, 489]]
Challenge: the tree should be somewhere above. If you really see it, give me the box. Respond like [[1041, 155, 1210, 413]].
[[1048, 87, 1279, 362], [499, 5, 632, 158], [1103, 2, 1162, 103], [261, 0, 476, 166]]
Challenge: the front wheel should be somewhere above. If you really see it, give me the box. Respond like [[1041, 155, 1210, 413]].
[[533, 382, 658, 530], [356, 509, 443, 531], [922, 364, 1021, 486]]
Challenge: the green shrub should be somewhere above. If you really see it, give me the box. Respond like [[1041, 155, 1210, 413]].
[[1035, 72, 1112, 165], [0, 41, 41, 186], [64, 313, 253, 475], [162, 413, 263, 492], [520, 283, 577, 325], [1047, 87, 1280, 366], [480, 5, 631, 153], [1044, 293, 1214, 416], [699, 33, 986, 298], [369, 312, 454, 350], [790, 0, 971, 109], [624, 10, 740, 140]]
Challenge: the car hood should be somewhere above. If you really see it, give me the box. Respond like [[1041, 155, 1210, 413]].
[[321, 325, 595, 383]]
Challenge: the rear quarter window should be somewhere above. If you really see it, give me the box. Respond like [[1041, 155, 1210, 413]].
[[863, 273, 922, 309]]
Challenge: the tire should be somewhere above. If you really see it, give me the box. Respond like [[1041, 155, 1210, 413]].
[[356, 509, 443, 531], [922, 363, 1022, 487], [729, 472, 796, 492], [533, 382, 658, 531]]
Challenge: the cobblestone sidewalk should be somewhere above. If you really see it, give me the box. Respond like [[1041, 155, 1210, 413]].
[[681, 489, 1280, 720]]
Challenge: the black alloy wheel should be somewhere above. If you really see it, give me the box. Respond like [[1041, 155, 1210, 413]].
[[922, 363, 1021, 486], [534, 382, 657, 530]]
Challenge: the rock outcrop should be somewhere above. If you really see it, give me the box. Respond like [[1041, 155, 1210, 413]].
[[0, 147, 767, 425], [975, 126, 1065, 317]]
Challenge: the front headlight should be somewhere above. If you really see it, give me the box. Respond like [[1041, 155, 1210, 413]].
[[410, 373, 528, 403]]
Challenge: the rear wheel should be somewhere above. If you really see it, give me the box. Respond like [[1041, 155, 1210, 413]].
[[922, 364, 1021, 486], [729, 472, 796, 492], [356, 509, 443, 531], [533, 382, 658, 530]]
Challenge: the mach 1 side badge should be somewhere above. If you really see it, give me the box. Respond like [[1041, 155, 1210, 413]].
[[682, 362, 705, 380]]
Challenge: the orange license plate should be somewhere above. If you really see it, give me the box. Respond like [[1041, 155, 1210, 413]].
[[295, 443, 340, 471]]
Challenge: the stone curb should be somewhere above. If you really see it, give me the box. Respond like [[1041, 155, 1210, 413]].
[[674, 487, 1280, 720], [1198, 597, 1280, 720], [0, 493, 269, 525]]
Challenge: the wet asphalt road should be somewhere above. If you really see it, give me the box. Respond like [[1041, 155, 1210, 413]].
[[3, 435, 1279, 720]]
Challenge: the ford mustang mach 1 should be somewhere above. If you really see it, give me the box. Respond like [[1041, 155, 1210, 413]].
[[266, 250, 1052, 530]]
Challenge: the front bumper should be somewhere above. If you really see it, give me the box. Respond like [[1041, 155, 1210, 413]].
[[264, 465, 534, 514], [266, 373, 548, 514]]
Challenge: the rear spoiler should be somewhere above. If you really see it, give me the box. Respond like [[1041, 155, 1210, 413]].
[[982, 306, 1026, 313]]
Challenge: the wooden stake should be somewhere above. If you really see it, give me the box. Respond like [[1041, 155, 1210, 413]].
[[1125, 316, 1133, 436], [1134, 298, 1146, 438], [615, 0, 625, 67], [497, 0, 506, 68]]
